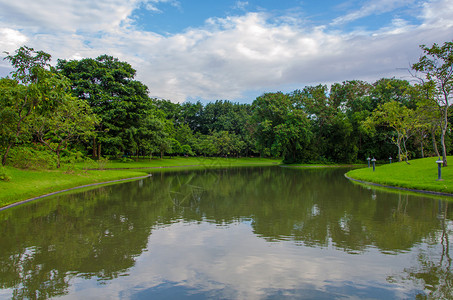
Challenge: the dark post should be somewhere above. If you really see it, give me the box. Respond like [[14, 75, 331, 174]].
[[389, 157, 392, 164], [436, 158, 443, 181], [372, 158, 376, 172], [367, 157, 371, 168]]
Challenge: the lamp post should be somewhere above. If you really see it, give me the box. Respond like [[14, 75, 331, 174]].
[[371, 158, 376, 172], [389, 157, 392, 164], [367, 157, 371, 168], [436, 158, 443, 181]]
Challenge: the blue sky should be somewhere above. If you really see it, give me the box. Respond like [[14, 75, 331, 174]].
[[0, 0, 452, 103], [133, 0, 421, 35]]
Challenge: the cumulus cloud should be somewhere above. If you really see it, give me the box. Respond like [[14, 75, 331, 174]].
[[0, 0, 452, 102]]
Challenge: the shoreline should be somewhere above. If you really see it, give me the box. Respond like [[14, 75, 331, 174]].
[[3, 160, 450, 211], [344, 174, 453, 197], [0, 174, 152, 211], [0, 159, 280, 210]]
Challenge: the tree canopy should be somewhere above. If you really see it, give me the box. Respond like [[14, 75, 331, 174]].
[[1, 42, 452, 168]]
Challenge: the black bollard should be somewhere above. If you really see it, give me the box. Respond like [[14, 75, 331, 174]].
[[436, 158, 443, 181]]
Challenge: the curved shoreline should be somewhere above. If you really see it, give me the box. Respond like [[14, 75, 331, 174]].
[[344, 174, 453, 197], [4, 165, 450, 212], [0, 162, 279, 211], [0, 174, 151, 212]]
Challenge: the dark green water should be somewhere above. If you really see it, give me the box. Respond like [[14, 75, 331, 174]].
[[0, 167, 451, 299]]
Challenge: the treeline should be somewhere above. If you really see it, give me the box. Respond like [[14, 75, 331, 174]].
[[1, 43, 452, 168]]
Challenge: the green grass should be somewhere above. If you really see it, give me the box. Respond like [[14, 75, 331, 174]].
[[0, 157, 281, 208], [76, 156, 281, 169], [0, 167, 148, 208], [346, 156, 453, 195], [283, 163, 365, 168]]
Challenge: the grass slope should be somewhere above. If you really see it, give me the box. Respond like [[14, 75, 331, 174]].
[[79, 156, 281, 169], [346, 156, 453, 195], [0, 157, 280, 208]]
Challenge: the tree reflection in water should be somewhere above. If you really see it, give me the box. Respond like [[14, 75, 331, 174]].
[[391, 201, 452, 299], [0, 167, 451, 299]]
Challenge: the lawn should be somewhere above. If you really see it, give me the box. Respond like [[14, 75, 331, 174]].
[[0, 157, 281, 208], [78, 156, 281, 169], [346, 156, 453, 195]]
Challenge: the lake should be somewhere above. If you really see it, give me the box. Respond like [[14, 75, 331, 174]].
[[0, 167, 451, 299]]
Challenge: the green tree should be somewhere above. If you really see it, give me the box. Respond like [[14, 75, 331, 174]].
[[1, 46, 67, 165], [57, 55, 153, 158], [364, 101, 420, 163], [371, 78, 414, 109], [412, 41, 453, 166], [33, 97, 97, 168], [252, 92, 312, 162]]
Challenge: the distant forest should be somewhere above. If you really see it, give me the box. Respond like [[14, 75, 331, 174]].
[[1, 43, 452, 168]]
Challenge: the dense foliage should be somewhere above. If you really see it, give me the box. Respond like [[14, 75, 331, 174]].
[[1, 43, 452, 168]]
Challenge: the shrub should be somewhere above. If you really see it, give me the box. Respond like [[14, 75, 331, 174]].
[[0, 166, 10, 181], [8, 147, 58, 170], [97, 156, 109, 170], [120, 157, 134, 163]]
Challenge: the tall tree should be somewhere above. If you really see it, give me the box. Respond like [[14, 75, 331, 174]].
[[252, 92, 312, 162], [412, 41, 453, 166], [1, 46, 66, 165], [57, 55, 153, 158]]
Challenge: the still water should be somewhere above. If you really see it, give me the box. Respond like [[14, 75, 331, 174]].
[[0, 167, 451, 299]]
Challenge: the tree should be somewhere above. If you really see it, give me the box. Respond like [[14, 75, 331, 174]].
[[410, 82, 442, 157], [33, 97, 97, 168], [49, 102, 97, 163], [57, 55, 153, 158], [273, 110, 312, 163], [1, 46, 66, 165], [412, 41, 453, 166], [363, 101, 420, 163], [371, 78, 414, 109], [252, 92, 312, 162]]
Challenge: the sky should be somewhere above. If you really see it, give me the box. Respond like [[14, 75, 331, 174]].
[[0, 0, 452, 103]]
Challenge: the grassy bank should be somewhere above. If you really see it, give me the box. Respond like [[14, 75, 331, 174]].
[[283, 164, 365, 168], [346, 156, 453, 195], [76, 156, 281, 169], [0, 157, 280, 208]]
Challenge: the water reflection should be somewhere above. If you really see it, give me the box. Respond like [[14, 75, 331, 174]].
[[0, 167, 451, 299]]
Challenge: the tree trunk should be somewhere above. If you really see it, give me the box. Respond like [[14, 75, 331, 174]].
[[440, 98, 448, 167], [420, 141, 424, 158], [92, 137, 97, 158], [98, 143, 101, 158], [396, 135, 402, 162], [1, 143, 13, 166], [56, 150, 61, 168], [432, 129, 440, 158], [440, 126, 448, 167], [402, 137, 410, 165]]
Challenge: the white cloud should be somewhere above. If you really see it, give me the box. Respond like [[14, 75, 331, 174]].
[[331, 0, 417, 26], [144, 0, 181, 13], [234, 1, 249, 11], [0, 0, 452, 102], [0, 0, 142, 33], [420, 0, 453, 27]]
